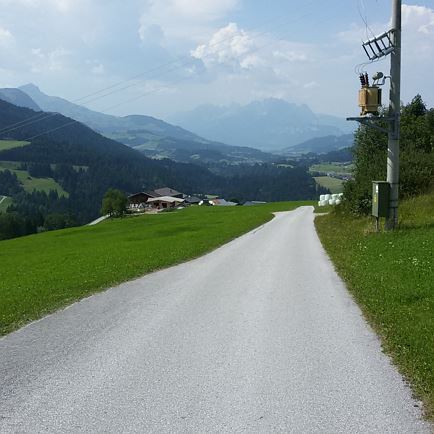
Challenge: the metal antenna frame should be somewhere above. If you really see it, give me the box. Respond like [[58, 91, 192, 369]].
[[362, 30, 394, 61]]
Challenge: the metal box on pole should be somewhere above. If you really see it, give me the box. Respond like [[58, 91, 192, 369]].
[[372, 181, 390, 218]]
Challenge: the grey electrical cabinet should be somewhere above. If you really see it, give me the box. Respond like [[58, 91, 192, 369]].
[[372, 181, 390, 217]]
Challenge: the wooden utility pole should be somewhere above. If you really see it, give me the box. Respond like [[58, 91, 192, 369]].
[[386, 0, 401, 230]]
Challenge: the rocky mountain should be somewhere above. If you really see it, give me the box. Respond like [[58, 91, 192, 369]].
[[169, 98, 354, 151], [18, 84, 272, 164]]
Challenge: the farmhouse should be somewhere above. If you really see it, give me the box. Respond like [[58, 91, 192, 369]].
[[184, 196, 201, 205], [128, 191, 158, 209], [147, 196, 185, 210], [153, 187, 184, 199]]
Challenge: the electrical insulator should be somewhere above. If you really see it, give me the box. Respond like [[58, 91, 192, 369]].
[[359, 74, 366, 87], [364, 73, 369, 86]]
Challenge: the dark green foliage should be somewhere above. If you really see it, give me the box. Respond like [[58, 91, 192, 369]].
[[101, 189, 128, 217], [0, 170, 22, 196], [344, 96, 434, 214], [0, 212, 27, 240], [43, 213, 76, 231]]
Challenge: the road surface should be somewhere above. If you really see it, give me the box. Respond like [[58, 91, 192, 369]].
[[0, 207, 431, 433], [87, 214, 109, 226]]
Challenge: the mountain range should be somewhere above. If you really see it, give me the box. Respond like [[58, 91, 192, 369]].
[[0, 85, 354, 159], [169, 99, 354, 151], [15, 84, 272, 164]]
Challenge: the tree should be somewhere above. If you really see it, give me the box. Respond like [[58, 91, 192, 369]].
[[101, 189, 128, 217], [343, 95, 434, 215]]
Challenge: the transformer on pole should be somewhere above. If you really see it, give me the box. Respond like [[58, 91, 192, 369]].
[[347, 0, 402, 230]]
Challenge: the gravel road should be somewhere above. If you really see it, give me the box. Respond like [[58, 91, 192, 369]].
[[0, 206, 431, 433]]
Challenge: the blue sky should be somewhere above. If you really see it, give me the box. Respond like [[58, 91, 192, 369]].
[[0, 0, 433, 120]]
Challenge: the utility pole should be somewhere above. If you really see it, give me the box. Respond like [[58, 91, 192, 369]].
[[386, 0, 401, 230]]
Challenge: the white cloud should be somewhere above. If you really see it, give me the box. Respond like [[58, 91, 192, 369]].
[[303, 81, 319, 89], [0, 0, 78, 12], [91, 63, 105, 75], [31, 47, 70, 72], [402, 4, 434, 34], [166, 0, 238, 20], [139, 0, 239, 44], [0, 26, 13, 47], [273, 50, 308, 63], [191, 23, 254, 68]]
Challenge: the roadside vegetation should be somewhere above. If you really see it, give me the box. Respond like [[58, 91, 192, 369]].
[[316, 192, 434, 418], [0, 201, 311, 336], [316, 95, 434, 418]]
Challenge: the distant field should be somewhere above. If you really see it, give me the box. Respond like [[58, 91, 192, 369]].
[[314, 176, 344, 193], [316, 192, 434, 419], [0, 202, 312, 336], [0, 140, 30, 151], [0, 161, 68, 196], [310, 163, 353, 175], [0, 196, 12, 213]]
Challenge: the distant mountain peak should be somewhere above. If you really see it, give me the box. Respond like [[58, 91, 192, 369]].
[[169, 99, 351, 151], [0, 87, 41, 112], [20, 83, 42, 93]]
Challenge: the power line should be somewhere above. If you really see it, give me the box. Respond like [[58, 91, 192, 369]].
[[1, 3, 317, 136], [21, 8, 335, 142]]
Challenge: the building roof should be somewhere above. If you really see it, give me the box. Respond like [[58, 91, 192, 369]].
[[128, 192, 155, 199], [243, 201, 267, 206], [147, 196, 185, 204], [210, 199, 238, 206], [153, 187, 183, 197], [185, 196, 201, 204]]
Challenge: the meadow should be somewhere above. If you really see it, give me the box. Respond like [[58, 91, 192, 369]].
[[315, 192, 434, 418], [0, 160, 68, 196], [0, 140, 29, 151], [314, 176, 344, 193], [0, 201, 311, 336]]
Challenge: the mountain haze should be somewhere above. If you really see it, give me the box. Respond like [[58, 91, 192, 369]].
[[18, 84, 271, 164], [169, 99, 354, 151], [282, 134, 354, 155], [0, 88, 41, 112]]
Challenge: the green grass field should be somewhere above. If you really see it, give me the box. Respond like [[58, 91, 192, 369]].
[[0, 161, 68, 196], [314, 176, 344, 193], [310, 162, 353, 175], [315, 193, 434, 418], [0, 196, 13, 213], [0, 201, 312, 336], [0, 140, 30, 151]]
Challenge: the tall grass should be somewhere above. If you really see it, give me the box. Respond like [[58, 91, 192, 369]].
[[315, 192, 434, 418]]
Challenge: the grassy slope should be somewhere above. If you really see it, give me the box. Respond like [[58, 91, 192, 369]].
[[315, 193, 434, 418], [0, 161, 68, 196], [314, 176, 344, 193], [0, 140, 30, 151], [310, 163, 353, 174], [0, 201, 311, 336], [0, 196, 12, 213]]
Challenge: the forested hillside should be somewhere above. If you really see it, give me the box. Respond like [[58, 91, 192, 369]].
[[0, 99, 323, 240]]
